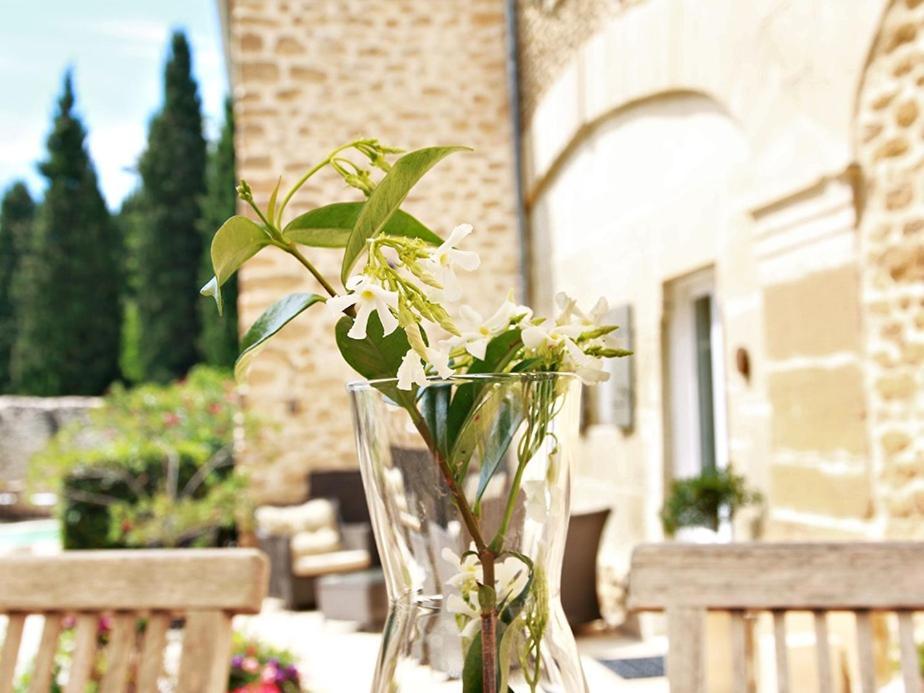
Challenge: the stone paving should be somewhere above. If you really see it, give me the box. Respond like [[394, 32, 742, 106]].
[[235, 600, 667, 692]]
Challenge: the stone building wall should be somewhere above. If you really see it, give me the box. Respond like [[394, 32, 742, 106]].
[[517, 0, 890, 565], [223, 0, 521, 503], [0, 397, 99, 484], [856, 0, 924, 538], [515, 0, 624, 122]]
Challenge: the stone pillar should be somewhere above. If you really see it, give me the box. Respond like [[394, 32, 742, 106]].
[[856, 0, 924, 537], [223, 0, 520, 503]]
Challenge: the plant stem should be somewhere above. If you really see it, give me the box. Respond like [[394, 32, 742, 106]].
[[275, 139, 370, 221], [286, 245, 340, 299], [494, 455, 528, 549], [480, 552, 498, 693], [406, 406, 488, 554], [406, 404, 499, 692]]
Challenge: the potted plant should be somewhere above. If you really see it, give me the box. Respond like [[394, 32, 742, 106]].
[[200, 140, 631, 692], [660, 467, 763, 542]]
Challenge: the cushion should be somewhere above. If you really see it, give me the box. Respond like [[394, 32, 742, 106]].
[[291, 527, 341, 558], [255, 498, 338, 536], [292, 549, 371, 577]]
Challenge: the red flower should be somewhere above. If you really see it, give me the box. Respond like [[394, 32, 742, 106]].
[[163, 412, 180, 427]]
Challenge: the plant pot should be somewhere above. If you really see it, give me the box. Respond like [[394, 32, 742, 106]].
[[348, 373, 588, 693]]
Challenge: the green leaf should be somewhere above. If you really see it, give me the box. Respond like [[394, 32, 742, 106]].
[[461, 624, 519, 693], [418, 383, 451, 458], [199, 276, 224, 315], [267, 176, 281, 226], [234, 293, 324, 380], [201, 215, 271, 314], [340, 146, 469, 283], [334, 312, 415, 408], [447, 329, 523, 455], [474, 400, 522, 504], [283, 202, 442, 249]]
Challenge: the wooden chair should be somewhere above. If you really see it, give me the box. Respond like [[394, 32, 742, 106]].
[[627, 542, 924, 693], [0, 548, 268, 693]]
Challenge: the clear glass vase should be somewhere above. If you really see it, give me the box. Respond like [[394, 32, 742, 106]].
[[348, 373, 588, 693]]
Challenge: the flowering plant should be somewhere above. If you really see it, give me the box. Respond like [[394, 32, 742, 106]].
[[202, 140, 629, 692], [228, 634, 301, 693]]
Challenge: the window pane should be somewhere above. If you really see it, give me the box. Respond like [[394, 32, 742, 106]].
[[693, 295, 716, 471]]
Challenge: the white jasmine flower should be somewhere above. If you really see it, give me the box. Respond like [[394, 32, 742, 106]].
[[494, 556, 530, 604], [447, 593, 482, 639], [326, 275, 400, 339], [424, 224, 481, 302], [442, 547, 529, 638], [586, 296, 609, 325], [562, 338, 609, 384], [426, 344, 454, 379], [396, 349, 428, 390], [441, 547, 481, 588], [520, 320, 582, 351], [448, 298, 518, 360], [555, 292, 608, 329]]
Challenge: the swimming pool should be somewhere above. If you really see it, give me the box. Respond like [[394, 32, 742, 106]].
[[0, 519, 60, 553]]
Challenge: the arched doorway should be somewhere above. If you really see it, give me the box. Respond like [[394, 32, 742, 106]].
[[528, 92, 751, 559]]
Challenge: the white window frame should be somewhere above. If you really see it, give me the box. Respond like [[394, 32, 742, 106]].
[[666, 268, 729, 479]]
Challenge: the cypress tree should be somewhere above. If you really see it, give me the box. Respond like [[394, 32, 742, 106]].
[[11, 72, 121, 395], [198, 98, 238, 368], [0, 182, 35, 391], [115, 189, 147, 383], [136, 31, 207, 383]]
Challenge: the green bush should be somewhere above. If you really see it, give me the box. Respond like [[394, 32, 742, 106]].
[[660, 467, 762, 536], [30, 366, 254, 549]]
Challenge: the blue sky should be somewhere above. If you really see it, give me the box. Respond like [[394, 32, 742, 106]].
[[0, 1, 228, 210]]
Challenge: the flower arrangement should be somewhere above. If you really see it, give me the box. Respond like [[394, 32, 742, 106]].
[[201, 140, 630, 692], [228, 634, 302, 693]]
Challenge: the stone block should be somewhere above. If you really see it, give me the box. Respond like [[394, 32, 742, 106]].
[[767, 365, 867, 455], [881, 430, 911, 455], [770, 462, 872, 519], [763, 266, 862, 359]]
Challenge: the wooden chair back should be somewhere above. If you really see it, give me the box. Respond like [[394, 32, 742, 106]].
[[0, 549, 268, 693], [627, 542, 924, 693]]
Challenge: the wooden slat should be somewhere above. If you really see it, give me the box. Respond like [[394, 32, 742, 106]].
[[28, 614, 62, 693], [136, 612, 170, 693], [666, 607, 704, 693], [628, 543, 924, 610], [177, 611, 233, 693], [728, 610, 750, 693], [898, 611, 921, 693], [855, 611, 876, 693], [0, 549, 268, 612], [99, 612, 136, 693], [813, 610, 832, 693], [64, 614, 99, 693], [772, 611, 789, 693], [0, 613, 26, 693]]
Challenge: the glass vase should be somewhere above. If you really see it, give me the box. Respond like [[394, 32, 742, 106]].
[[348, 373, 588, 693]]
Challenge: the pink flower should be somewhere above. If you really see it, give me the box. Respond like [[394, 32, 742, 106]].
[[242, 656, 260, 673]]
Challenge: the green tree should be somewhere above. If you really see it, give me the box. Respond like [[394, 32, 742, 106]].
[[136, 31, 207, 382], [11, 72, 121, 395], [0, 182, 36, 391], [198, 98, 238, 367], [115, 189, 146, 383]]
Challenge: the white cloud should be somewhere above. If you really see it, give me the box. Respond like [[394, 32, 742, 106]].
[[92, 19, 169, 46]]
